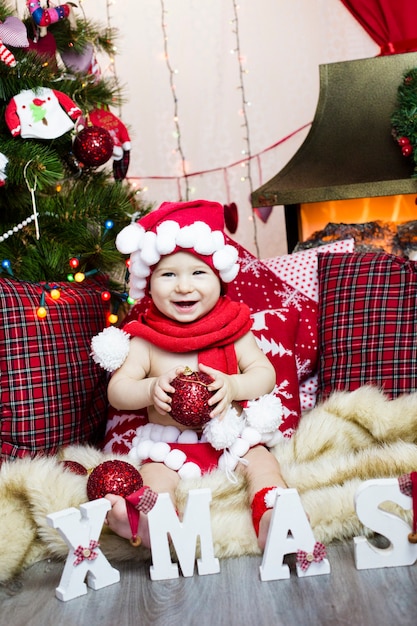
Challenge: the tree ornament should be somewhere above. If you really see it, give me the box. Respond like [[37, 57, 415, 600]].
[[5, 88, 81, 139], [0, 152, 8, 186], [72, 126, 114, 168], [0, 15, 29, 67], [76, 108, 131, 179], [223, 202, 238, 234], [61, 460, 88, 476], [26, 0, 72, 28], [87, 459, 143, 501], [169, 367, 215, 427]]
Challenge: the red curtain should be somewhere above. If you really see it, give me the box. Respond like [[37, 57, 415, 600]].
[[340, 0, 417, 55]]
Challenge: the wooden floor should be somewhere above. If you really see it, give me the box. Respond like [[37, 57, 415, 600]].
[[2, 541, 417, 626]]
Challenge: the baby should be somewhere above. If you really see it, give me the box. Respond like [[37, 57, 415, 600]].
[[104, 199, 287, 549]]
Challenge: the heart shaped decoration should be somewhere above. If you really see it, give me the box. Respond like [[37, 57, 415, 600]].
[[61, 42, 94, 73], [0, 16, 29, 48]]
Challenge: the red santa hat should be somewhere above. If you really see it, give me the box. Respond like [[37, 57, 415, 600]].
[[116, 199, 240, 300]]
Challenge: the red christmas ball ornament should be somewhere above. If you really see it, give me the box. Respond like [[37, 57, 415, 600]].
[[73, 125, 114, 167], [398, 136, 411, 146], [87, 459, 143, 500], [169, 367, 215, 427], [402, 144, 413, 157], [61, 460, 88, 476]]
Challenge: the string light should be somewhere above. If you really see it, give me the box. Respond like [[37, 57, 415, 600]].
[[160, 0, 190, 201], [1, 259, 13, 276], [36, 292, 47, 319], [50, 288, 61, 300], [101, 290, 111, 301], [108, 312, 118, 325], [230, 0, 258, 256]]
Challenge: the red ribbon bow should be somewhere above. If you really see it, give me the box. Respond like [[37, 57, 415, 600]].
[[73, 540, 100, 566], [296, 542, 327, 572]]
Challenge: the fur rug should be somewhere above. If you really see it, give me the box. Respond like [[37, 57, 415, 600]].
[[2, 385, 417, 583]]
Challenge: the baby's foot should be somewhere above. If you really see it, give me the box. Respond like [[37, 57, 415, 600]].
[[105, 494, 133, 540]]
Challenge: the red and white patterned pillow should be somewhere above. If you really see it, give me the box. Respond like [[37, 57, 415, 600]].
[[103, 241, 318, 453], [317, 252, 417, 400], [263, 238, 355, 302], [0, 278, 109, 460]]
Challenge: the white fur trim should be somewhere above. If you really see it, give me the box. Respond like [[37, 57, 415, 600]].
[[164, 449, 187, 471], [219, 263, 240, 283], [240, 426, 262, 446], [213, 245, 238, 271], [178, 462, 202, 479], [90, 326, 130, 372], [175, 224, 197, 248], [130, 250, 152, 278], [149, 424, 166, 442], [160, 425, 182, 442], [129, 283, 147, 300], [149, 441, 171, 462], [155, 221, 180, 255], [135, 439, 154, 461], [230, 437, 250, 457], [177, 430, 199, 444], [116, 223, 145, 254], [140, 231, 160, 266]]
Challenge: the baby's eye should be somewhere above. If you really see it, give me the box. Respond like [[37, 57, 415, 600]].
[[162, 271, 175, 277], [193, 270, 206, 275]]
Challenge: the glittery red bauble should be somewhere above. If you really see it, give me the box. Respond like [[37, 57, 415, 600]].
[[61, 460, 88, 476], [170, 369, 214, 427], [87, 460, 143, 500], [73, 125, 114, 167]]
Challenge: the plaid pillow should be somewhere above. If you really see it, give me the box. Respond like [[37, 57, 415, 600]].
[[317, 252, 417, 400], [0, 278, 109, 460]]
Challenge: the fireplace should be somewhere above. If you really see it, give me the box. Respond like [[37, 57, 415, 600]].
[[251, 52, 417, 251]]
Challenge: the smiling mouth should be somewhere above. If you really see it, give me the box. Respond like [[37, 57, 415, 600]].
[[174, 301, 197, 308]]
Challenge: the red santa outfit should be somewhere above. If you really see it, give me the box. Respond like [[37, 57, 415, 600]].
[[92, 200, 282, 478], [115, 200, 252, 477]]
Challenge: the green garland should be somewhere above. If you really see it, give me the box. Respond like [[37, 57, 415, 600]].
[[391, 68, 417, 175]]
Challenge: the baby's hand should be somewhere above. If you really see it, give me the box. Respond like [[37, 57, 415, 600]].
[[198, 362, 237, 419], [151, 366, 186, 415]]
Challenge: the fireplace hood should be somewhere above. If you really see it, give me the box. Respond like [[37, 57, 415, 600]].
[[251, 52, 417, 208]]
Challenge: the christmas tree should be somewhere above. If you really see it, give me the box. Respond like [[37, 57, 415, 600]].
[[0, 1, 150, 315]]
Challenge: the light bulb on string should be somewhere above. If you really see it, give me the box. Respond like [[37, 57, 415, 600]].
[[101, 290, 111, 302], [69, 257, 80, 269], [36, 292, 47, 319], [107, 312, 118, 325], [1, 259, 13, 276], [74, 271, 85, 283]]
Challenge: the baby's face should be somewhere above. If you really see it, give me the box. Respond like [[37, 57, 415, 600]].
[[149, 251, 221, 322]]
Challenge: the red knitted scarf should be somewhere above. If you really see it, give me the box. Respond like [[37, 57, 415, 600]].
[[123, 296, 252, 374]]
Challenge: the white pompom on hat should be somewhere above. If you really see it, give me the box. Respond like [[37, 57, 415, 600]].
[[116, 200, 240, 300]]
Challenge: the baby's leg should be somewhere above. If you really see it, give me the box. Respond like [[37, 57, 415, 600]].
[[105, 462, 180, 548], [239, 445, 287, 550]]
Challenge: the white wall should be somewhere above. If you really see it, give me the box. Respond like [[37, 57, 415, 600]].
[[16, 0, 378, 257]]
